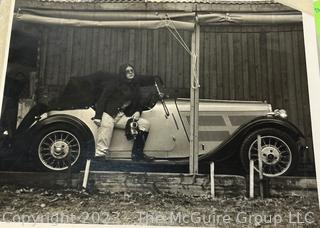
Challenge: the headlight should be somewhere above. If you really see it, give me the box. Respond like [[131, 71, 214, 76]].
[[269, 109, 288, 119]]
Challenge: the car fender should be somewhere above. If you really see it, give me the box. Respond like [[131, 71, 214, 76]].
[[22, 114, 95, 156], [200, 116, 306, 162]]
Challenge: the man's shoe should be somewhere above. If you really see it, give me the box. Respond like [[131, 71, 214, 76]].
[[95, 150, 111, 160], [132, 153, 154, 162]]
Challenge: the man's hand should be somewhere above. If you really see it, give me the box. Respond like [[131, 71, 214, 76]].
[[159, 92, 165, 99], [93, 118, 101, 127], [132, 112, 140, 121]]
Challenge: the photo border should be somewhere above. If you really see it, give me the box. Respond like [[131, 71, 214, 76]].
[[0, 1, 319, 228]]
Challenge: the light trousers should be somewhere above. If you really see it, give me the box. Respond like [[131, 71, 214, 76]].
[[95, 112, 150, 155]]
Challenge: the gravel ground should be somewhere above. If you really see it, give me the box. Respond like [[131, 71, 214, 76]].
[[0, 185, 319, 227]]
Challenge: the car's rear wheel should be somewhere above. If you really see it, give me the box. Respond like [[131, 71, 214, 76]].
[[32, 123, 87, 172], [240, 128, 299, 177]]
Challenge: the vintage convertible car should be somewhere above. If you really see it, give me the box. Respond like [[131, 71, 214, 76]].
[[8, 100, 306, 177], [1, 76, 307, 177]]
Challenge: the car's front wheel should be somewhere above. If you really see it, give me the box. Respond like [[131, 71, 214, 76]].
[[32, 123, 87, 172], [240, 128, 299, 177]]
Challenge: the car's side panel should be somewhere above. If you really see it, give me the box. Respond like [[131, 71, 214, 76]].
[[44, 99, 275, 159], [45, 102, 189, 159], [199, 116, 306, 162], [45, 109, 97, 141], [141, 103, 189, 158], [176, 99, 272, 155]]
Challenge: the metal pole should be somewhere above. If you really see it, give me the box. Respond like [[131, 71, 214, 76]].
[[189, 21, 200, 174], [257, 135, 264, 198]]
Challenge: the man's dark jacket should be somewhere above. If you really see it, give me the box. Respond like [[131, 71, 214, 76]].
[[49, 71, 112, 110], [94, 73, 156, 119], [50, 71, 157, 117]]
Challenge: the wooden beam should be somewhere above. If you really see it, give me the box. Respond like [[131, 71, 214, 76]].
[[189, 22, 200, 174], [210, 162, 215, 197], [249, 160, 254, 198]]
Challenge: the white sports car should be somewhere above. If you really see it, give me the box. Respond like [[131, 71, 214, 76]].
[[3, 76, 306, 177]]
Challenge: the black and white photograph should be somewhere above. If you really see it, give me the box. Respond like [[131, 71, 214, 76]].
[[0, 0, 320, 227]]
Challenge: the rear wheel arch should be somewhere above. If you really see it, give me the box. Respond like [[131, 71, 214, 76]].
[[29, 115, 95, 171], [30, 115, 95, 150]]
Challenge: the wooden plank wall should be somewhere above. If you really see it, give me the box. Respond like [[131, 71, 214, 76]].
[[39, 24, 314, 172], [40, 26, 191, 98], [199, 25, 313, 171]]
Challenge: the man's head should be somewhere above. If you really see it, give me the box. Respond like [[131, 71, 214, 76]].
[[125, 65, 135, 80], [119, 63, 135, 81]]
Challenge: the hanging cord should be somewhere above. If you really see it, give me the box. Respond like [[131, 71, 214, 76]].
[[191, 52, 200, 89], [160, 15, 192, 55], [160, 14, 200, 89]]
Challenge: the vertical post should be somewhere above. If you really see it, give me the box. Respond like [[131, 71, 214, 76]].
[[257, 135, 264, 198], [302, 9, 320, 208], [249, 160, 254, 198], [82, 159, 91, 189], [67, 151, 72, 188], [0, 0, 16, 114], [210, 162, 215, 198], [189, 20, 200, 174]]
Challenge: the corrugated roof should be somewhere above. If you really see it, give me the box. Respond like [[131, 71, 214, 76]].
[[39, 0, 276, 4]]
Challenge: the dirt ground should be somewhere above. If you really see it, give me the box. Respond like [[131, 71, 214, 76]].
[[0, 185, 319, 227]]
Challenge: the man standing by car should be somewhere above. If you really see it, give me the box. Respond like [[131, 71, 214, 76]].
[[93, 64, 154, 161]]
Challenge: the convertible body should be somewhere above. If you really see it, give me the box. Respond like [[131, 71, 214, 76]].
[[0, 73, 307, 176], [45, 99, 272, 159], [11, 97, 306, 176]]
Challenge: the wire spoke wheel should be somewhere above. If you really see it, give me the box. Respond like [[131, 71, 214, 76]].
[[38, 130, 81, 171], [248, 135, 292, 177], [240, 128, 299, 177]]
